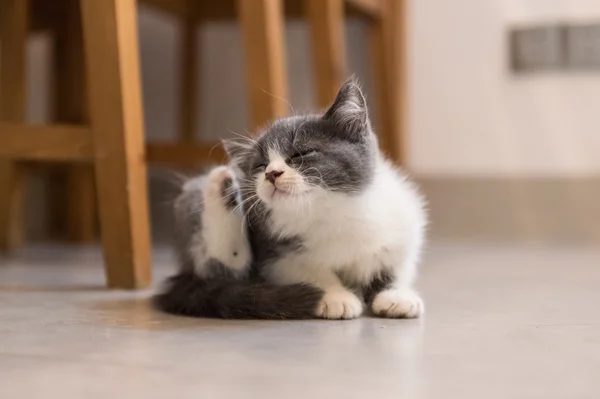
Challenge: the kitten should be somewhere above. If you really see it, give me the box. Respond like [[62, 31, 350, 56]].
[[155, 79, 427, 319], [154, 166, 322, 318]]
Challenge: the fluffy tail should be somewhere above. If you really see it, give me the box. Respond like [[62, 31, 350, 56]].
[[154, 272, 323, 319]]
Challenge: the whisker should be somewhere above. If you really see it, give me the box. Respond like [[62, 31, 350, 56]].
[[227, 130, 261, 148], [260, 88, 296, 116], [208, 140, 227, 162], [303, 167, 332, 191], [233, 194, 260, 213], [243, 197, 262, 229]]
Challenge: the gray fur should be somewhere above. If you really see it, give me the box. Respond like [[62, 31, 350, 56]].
[[173, 179, 204, 273], [221, 176, 239, 210], [155, 173, 323, 319], [227, 79, 379, 276], [156, 79, 399, 319], [363, 270, 394, 306], [230, 82, 377, 195]]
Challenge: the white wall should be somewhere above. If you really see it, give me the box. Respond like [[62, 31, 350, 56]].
[[409, 0, 600, 176]]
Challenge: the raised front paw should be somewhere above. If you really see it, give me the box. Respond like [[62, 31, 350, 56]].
[[316, 290, 363, 320], [206, 166, 238, 209], [371, 289, 424, 319]]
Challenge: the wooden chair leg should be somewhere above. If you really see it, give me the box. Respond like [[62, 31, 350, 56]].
[[0, 165, 27, 251], [175, 0, 201, 170], [80, 0, 151, 288], [307, 0, 347, 108], [64, 167, 96, 241], [370, 0, 405, 164], [237, 0, 289, 129], [49, 0, 97, 242], [179, 0, 199, 145], [0, 0, 29, 251]]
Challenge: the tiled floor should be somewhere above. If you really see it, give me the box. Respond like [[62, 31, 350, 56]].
[[1, 243, 599, 399]]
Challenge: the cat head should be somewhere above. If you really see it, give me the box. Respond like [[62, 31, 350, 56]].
[[224, 79, 377, 208]]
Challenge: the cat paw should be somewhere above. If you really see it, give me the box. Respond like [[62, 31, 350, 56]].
[[371, 289, 424, 319], [207, 166, 234, 193], [316, 290, 363, 320], [206, 166, 238, 208]]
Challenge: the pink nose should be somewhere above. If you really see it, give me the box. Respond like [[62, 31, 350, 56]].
[[265, 170, 284, 184]]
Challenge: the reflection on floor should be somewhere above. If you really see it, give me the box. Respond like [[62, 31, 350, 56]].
[[1, 243, 599, 399]]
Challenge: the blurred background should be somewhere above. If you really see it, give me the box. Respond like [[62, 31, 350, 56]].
[[12, 0, 600, 245], [1, 2, 600, 397]]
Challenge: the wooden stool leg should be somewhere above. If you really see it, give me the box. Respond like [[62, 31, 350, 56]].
[[0, 166, 27, 251], [65, 167, 96, 241], [237, 0, 289, 129], [0, 0, 29, 251], [371, 0, 405, 164], [179, 0, 199, 145], [80, 0, 151, 288], [49, 0, 96, 242], [307, 0, 346, 108]]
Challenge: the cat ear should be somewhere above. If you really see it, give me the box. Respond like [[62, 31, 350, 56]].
[[323, 78, 369, 138], [222, 139, 253, 162]]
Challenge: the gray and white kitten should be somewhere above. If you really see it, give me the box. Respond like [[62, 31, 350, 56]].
[[155, 80, 427, 319]]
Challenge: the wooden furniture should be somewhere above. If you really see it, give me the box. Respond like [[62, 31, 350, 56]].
[[0, 0, 152, 288], [0, 0, 405, 289], [144, 0, 405, 162]]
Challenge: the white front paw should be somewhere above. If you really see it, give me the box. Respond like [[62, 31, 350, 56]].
[[206, 166, 234, 195], [316, 290, 363, 320], [372, 289, 424, 319]]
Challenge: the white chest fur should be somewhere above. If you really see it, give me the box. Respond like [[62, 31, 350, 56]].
[[266, 161, 426, 286]]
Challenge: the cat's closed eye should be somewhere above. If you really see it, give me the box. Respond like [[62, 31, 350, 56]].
[[289, 149, 318, 162], [252, 163, 267, 174]]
